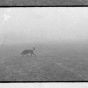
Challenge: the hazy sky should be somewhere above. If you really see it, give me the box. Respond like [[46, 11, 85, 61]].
[[0, 8, 88, 44]]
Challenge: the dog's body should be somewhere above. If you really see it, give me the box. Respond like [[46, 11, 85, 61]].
[[21, 47, 36, 57]]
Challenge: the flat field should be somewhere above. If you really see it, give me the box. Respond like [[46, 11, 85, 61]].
[[0, 42, 88, 81]]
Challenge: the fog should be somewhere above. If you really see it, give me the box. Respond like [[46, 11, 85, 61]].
[[0, 8, 88, 44], [0, 8, 88, 81]]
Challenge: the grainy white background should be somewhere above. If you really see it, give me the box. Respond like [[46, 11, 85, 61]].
[[0, 83, 88, 88]]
